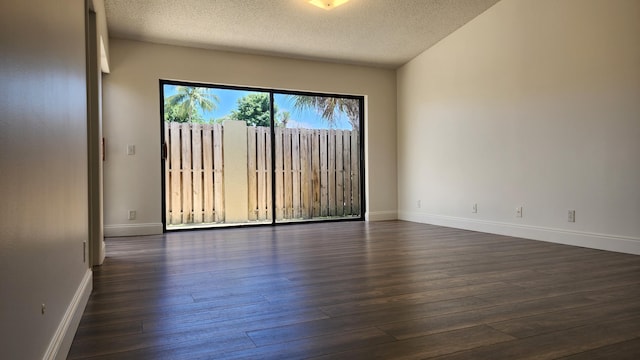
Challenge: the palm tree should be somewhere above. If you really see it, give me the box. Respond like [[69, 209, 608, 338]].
[[289, 95, 360, 131], [165, 86, 220, 123], [278, 111, 291, 128]]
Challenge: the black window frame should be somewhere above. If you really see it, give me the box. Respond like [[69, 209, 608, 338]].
[[159, 79, 366, 231]]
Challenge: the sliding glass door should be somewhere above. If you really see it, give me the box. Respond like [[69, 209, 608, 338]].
[[272, 94, 361, 223], [161, 81, 363, 230]]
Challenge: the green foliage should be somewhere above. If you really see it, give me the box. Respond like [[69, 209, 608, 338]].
[[164, 86, 219, 123], [230, 93, 277, 127], [164, 102, 187, 122], [164, 102, 206, 123]]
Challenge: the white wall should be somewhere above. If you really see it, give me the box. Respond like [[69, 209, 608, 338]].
[[103, 39, 397, 235], [398, 0, 640, 254], [0, 0, 93, 359]]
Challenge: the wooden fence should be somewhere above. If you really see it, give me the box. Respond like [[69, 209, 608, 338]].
[[165, 122, 360, 225], [165, 122, 224, 225]]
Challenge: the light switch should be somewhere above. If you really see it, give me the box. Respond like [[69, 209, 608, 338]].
[[127, 144, 135, 155]]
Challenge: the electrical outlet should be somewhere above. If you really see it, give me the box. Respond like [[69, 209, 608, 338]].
[[472, 203, 478, 213], [127, 144, 135, 155], [41, 303, 46, 315], [568, 210, 576, 222], [515, 206, 523, 218], [128, 210, 136, 220], [417, 200, 421, 208]]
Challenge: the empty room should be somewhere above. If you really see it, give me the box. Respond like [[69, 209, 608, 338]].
[[1, 0, 639, 359]]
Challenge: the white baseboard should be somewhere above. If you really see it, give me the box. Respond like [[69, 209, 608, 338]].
[[104, 223, 164, 237], [398, 211, 640, 255], [366, 210, 398, 221], [43, 269, 92, 360]]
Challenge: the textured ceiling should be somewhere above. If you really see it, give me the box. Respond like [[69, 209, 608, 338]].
[[104, 0, 500, 69]]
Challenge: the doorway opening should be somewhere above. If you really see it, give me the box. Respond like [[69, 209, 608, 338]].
[[160, 80, 364, 230]]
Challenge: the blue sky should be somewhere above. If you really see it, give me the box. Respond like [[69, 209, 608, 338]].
[[164, 85, 353, 130]]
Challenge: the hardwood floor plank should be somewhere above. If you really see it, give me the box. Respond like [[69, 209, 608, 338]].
[[246, 296, 491, 347], [474, 276, 640, 306], [318, 282, 518, 317], [488, 296, 640, 338], [68, 327, 254, 359], [141, 306, 329, 338], [72, 320, 142, 342], [558, 338, 640, 360], [378, 291, 599, 340], [74, 332, 255, 360], [431, 315, 640, 360], [312, 325, 514, 360], [223, 328, 396, 360], [67, 221, 640, 359]]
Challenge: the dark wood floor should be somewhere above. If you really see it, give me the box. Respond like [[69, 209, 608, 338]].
[[68, 221, 640, 359]]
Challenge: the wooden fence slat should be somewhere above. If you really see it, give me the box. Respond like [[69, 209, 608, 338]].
[[192, 124, 203, 223], [170, 122, 182, 224], [328, 129, 336, 216], [274, 127, 283, 220], [343, 130, 352, 214], [247, 126, 257, 221], [291, 129, 301, 219], [284, 129, 292, 219], [213, 124, 224, 222], [298, 129, 305, 218], [164, 123, 170, 223], [257, 127, 267, 220], [312, 130, 321, 217], [181, 123, 193, 223], [335, 130, 344, 217], [265, 127, 272, 220], [300, 129, 311, 219], [351, 131, 360, 215], [202, 125, 215, 223], [320, 130, 328, 217]]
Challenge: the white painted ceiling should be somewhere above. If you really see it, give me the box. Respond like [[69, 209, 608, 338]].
[[104, 0, 500, 69]]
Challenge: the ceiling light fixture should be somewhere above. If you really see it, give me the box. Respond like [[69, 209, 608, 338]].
[[307, 0, 350, 10]]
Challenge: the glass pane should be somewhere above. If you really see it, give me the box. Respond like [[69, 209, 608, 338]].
[[272, 93, 362, 223], [163, 84, 272, 229]]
